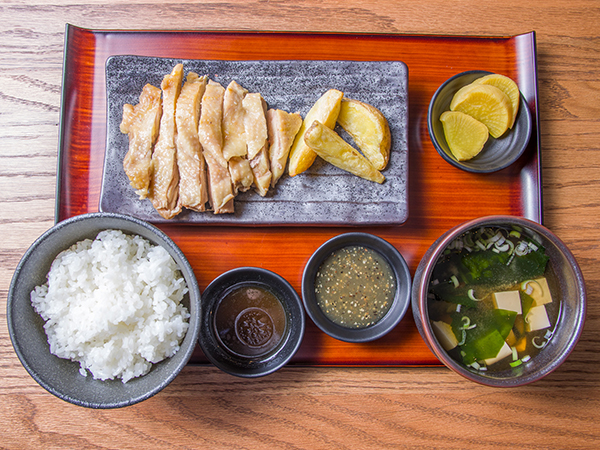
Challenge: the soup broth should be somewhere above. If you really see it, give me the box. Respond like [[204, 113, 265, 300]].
[[427, 226, 560, 372]]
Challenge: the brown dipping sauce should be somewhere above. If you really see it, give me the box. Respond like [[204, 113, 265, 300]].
[[214, 283, 287, 358]]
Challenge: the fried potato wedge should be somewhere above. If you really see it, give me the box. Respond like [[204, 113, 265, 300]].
[[288, 89, 343, 177], [336, 98, 391, 170], [304, 120, 385, 184]]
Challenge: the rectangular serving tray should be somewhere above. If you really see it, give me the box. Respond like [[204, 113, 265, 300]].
[[57, 25, 542, 366]]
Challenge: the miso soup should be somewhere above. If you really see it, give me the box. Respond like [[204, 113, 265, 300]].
[[427, 226, 560, 372]]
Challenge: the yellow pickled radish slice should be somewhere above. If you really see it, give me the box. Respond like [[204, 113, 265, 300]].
[[472, 74, 520, 128], [450, 84, 512, 138], [440, 111, 489, 161]]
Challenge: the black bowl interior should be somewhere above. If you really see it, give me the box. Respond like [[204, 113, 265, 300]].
[[302, 232, 412, 343], [199, 267, 305, 377], [428, 70, 533, 173], [7, 213, 201, 408]]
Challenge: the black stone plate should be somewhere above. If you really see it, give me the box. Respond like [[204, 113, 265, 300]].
[[100, 56, 409, 226]]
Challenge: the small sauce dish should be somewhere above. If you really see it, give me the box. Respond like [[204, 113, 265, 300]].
[[199, 267, 305, 377], [302, 233, 412, 343]]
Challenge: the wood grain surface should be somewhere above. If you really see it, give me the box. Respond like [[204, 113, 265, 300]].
[[1, 1, 599, 448]]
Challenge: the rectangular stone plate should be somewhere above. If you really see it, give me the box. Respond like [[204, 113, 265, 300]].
[[100, 56, 408, 225]]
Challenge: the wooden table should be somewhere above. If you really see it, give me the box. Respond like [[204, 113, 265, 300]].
[[1, 1, 599, 448]]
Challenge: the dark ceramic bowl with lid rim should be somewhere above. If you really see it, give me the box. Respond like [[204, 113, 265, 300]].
[[428, 70, 533, 173], [412, 215, 586, 387], [199, 267, 305, 378], [302, 232, 412, 343]]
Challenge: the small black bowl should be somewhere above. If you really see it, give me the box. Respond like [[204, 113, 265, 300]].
[[428, 70, 533, 173], [302, 233, 411, 343], [199, 267, 305, 377]]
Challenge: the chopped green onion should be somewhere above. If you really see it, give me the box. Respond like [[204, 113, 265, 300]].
[[467, 289, 483, 302], [450, 275, 459, 288], [511, 346, 518, 361], [487, 231, 503, 244], [510, 359, 523, 368], [515, 241, 530, 256], [458, 330, 467, 346], [521, 355, 531, 363], [460, 316, 477, 330], [505, 251, 516, 266], [505, 239, 515, 255], [521, 279, 542, 295], [495, 243, 509, 252], [463, 234, 475, 248], [532, 336, 547, 349]]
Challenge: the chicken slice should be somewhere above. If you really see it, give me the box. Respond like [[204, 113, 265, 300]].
[[175, 72, 209, 212], [198, 80, 235, 213], [205, 153, 235, 213], [228, 156, 254, 194], [242, 93, 268, 161], [149, 63, 183, 219], [266, 109, 302, 187], [222, 80, 248, 160], [120, 83, 162, 199], [250, 146, 272, 197]]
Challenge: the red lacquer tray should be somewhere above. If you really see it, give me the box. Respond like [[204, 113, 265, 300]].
[[57, 25, 542, 366]]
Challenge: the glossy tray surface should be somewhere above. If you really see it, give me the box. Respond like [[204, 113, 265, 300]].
[[101, 56, 409, 225], [57, 26, 541, 366]]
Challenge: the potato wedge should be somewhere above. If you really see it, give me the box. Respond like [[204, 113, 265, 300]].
[[288, 89, 343, 176], [336, 98, 391, 170], [303, 120, 385, 184]]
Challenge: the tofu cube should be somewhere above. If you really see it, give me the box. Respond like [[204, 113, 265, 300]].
[[484, 341, 513, 366], [527, 277, 553, 306], [431, 321, 458, 351], [525, 305, 551, 332], [493, 290, 522, 314]]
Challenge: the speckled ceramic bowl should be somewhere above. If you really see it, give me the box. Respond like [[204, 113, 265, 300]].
[[7, 212, 201, 408], [302, 232, 412, 343], [428, 70, 533, 173], [412, 216, 586, 387], [199, 267, 305, 378]]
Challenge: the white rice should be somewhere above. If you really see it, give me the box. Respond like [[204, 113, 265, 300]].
[[30, 229, 190, 383]]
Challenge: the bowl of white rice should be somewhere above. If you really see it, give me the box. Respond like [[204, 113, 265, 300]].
[[7, 212, 201, 408]]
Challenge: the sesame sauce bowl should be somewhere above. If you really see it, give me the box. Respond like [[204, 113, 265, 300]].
[[302, 233, 412, 343]]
